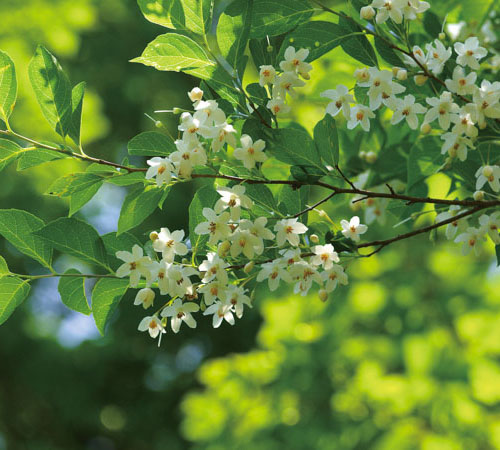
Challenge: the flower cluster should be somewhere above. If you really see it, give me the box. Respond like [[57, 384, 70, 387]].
[[259, 46, 312, 115], [360, 0, 430, 24]]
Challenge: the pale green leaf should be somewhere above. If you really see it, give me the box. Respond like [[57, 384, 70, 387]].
[[118, 185, 164, 235], [338, 17, 378, 67], [0, 50, 17, 125], [69, 81, 85, 146], [17, 148, 65, 170], [0, 209, 53, 269], [0, 138, 25, 172], [28, 45, 73, 138], [34, 217, 110, 270], [92, 278, 129, 335], [314, 114, 339, 167], [0, 276, 30, 326], [58, 269, 91, 315], [0, 255, 9, 275], [128, 131, 176, 156]]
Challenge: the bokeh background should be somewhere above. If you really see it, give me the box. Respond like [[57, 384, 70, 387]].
[[1, 0, 500, 449]]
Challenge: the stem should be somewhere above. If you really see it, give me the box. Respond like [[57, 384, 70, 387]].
[[13, 272, 119, 280]]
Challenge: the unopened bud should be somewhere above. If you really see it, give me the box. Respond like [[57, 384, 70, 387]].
[[420, 122, 432, 134], [188, 87, 203, 103], [181, 258, 189, 264], [149, 231, 159, 242], [155, 120, 163, 128], [438, 32, 446, 40], [483, 166, 493, 178], [317, 209, 327, 218], [319, 289, 329, 302], [414, 74, 428, 86], [172, 107, 182, 115], [473, 190, 485, 201], [480, 121, 487, 130], [244, 261, 255, 273], [392, 67, 400, 77], [396, 69, 407, 80], [359, 150, 367, 160], [266, 45, 273, 53], [218, 240, 231, 257], [310, 234, 320, 244], [365, 151, 377, 164], [360, 5, 375, 20]]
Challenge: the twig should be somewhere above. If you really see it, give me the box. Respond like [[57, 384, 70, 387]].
[[291, 192, 337, 218]]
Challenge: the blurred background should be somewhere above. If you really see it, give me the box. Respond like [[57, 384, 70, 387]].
[[1, 0, 500, 449]]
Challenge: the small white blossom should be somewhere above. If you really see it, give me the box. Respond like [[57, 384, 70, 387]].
[[214, 185, 253, 221], [210, 122, 237, 152], [259, 65, 276, 86], [151, 228, 188, 263], [321, 264, 348, 293], [226, 285, 252, 319], [170, 139, 207, 179], [401, 0, 430, 20], [134, 288, 155, 309], [340, 216, 368, 242], [273, 72, 305, 98], [436, 205, 467, 240], [198, 280, 227, 306], [274, 218, 308, 246], [347, 105, 375, 132], [445, 66, 477, 95], [478, 213, 500, 244], [450, 105, 478, 138], [256, 259, 292, 291], [145, 157, 173, 186], [475, 165, 500, 192], [280, 47, 312, 79], [267, 97, 291, 115], [233, 135, 267, 169], [440, 132, 474, 161], [454, 37, 487, 70], [358, 67, 405, 110], [371, 0, 404, 24], [178, 112, 202, 141], [115, 245, 152, 287], [161, 299, 199, 333], [199, 252, 228, 284], [311, 244, 340, 270], [473, 79, 500, 127], [426, 39, 452, 75], [138, 316, 165, 339], [188, 87, 203, 104], [165, 264, 198, 298], [194, 208, 232, 245], [425, 92, 459, 130], [389, 94, 427, 130], [289, 261, 322, 296], [454, 227, 486, 256], [321, 85, 354, 120], [204, 301, 235, 328], [229, 229, 261, 259]]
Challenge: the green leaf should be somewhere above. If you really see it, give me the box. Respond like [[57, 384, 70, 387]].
[[131, 33, 215, 73], [374, 36, 402, 67], [271, 128, 325, 171], [118, 185, 164, 235], [0, 209, 53, 269], [290, 165, 325, 183], [278, 183, 310, 222], [0, 50, 17, 125], [69, 81, 85, 146], [314, 114, 339, 167], [496, 244, 500, 267], [407, 136, 443, 192], [249, 35, 285, 68], [423, 11, 442, 38], [278, 21, 346, 62], [102, 232, 143, 270], [17, 148, 65, 170], [0, 255, 9, 275], [0, 277, 30, 326], [0, 138, 25, 172], [217, 0, 252, 75], [250, 0, 314, 38], [189, 184, 218, 258], [137, 0, 213, 35], [107, 172, 146, 186], [57, 269, 91, 315], [92, 278, 129, 335], [128, 131, 176, 156], [34, 217, 110, 270], [244, 184, 280, 216], [338, 17, 378, 67], [28, 45, 73, 138]]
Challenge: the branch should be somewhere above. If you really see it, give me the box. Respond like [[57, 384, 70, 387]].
[[357, 206, 484, 256], [12, 272, 119, 280], [292, 192, 337, 218]]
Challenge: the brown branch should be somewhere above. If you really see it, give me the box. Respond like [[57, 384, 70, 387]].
[[291, 192, 337, 218], [357, 206, 484, 256]]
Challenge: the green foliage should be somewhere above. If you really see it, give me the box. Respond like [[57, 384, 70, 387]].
[[91, 277, 129, 335], [128, 131, 176, 156], [0, 50, 17, 125], [0, 276, 30, 326], [0, 138, 24, 172], [338, 16, 378, 67], [57, 269, 91, 315], [314, 114, 339, 167]]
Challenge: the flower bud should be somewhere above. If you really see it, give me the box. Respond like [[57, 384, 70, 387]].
[[360, 5, 375, 20], [310, 234, 320, 244], [392, 67, 400, 77], [172, 107, 182, 115], [155, 121, 163, 128], [149, 231, 159, 242], [266, 45, 274, 53], [218, 240, 231, 257], [319, 289, 329, 302], [359, 150, 367, 160], [188, 87, 203, 103], [483, 166, 493, 178], [181, 258, 189, 264], [473, 190, 485, 201], [135, 288, 155, 309], [438, 32, 446, 40], [365, 151, 377, 164], [420, 122, 431, 134], [317, 209, 327, 218], [396, 69, 407, 80], [414, 74, 428, 86], [354, 68, 370, 83], [244, 261, 255, 273]]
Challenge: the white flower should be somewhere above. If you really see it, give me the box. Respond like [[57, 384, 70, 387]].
[[440, 132, 474, 161], [404, 46, 428, 67], [188, 87, 203, 104], [321, 264, 348, 293], [145, 157, 173, 186], [401, 0, 430, 20], [445, 66, 477, 95], [371, 0, 404, 24], [210, 122, 237, 152], [256, 259, 292, 291], [259, 65, 276, 86], [473, 80, 500, 127], [148, 259, 169, 294], [214, 185, 253, 221], [240, 217, 275, 241], [425, 92, 459, 130], [426, 40, 452, 75], [289, 261, 322, 296], [450, 105, 478, 138], [436, 205, 467, 240], [454, 227, 486, 256], [151, 228, 188, 263], [165, 264, 198, 298], [389, 94, 427, 130], [198, 280, 227, 305], [134, 288, 155, 309], [340, 216, 368, 242], [203, 301, 235, 328], [170, 139, 207, 179], [161, 298, 199, 333], [199, 252, 228, 284], [279, 248, 303, 265], [274, 218, 308, 246], [115, 245, 152, 287], [364, 197, 388, 225], [178, 112, 202, 141], [475, 165, 500, 192], [194, 100, 226, 125], [194, 208, 232, 245], [354, 68, 370, 83], [478, 213, 500, 244], [321, 85, 354, 120], [311, 244, 340, 270], [138, 316, 165, 339], [454, 37, 487, 70], [280, 47, 312, 79], [267, 97, 291, 115], [233, 135, 267, 169], [358, 67, 405, 110], [226, 285, 252, 319], [360, 5, 376, 20], [273, 72, 305, 98], [347, 105, 375, 132], [229, 229, 261, 259]]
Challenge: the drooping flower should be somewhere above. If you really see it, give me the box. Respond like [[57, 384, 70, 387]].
[[134, 288, 155, 309], [274, 218, 308, 246], [138, 316, 165, 339], [340, 216, 368, 242], [161, 299, 200, 333], [321, 84, 354, 120], [475, 165, 500, 192], [233, 135, 267, 170], [115, 245, 152, 287], [151, 228, 188, 263], [311, 244, 340, 270], [145, 157, 173, 186]]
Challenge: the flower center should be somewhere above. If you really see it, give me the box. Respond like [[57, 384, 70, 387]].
[[356, 111, 364, 120], [285, 226, 294, 234], [130, 262, 137, 270], [209, 222, 217, 233]]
